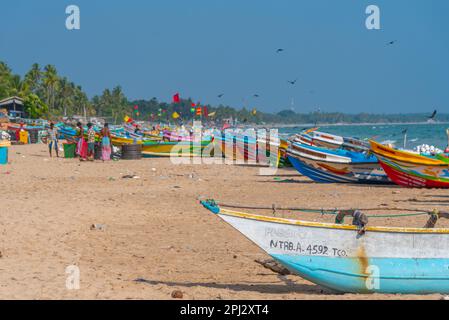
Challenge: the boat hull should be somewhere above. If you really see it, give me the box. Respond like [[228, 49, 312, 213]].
[[288, 155, 389, 184], [215, 135, 288, 167], [142, 140, 212, 157], [377, 156, 449, 188], [370, 140, 449, 188], [202, 203, 449, 294], [287, 144, 391, 184]]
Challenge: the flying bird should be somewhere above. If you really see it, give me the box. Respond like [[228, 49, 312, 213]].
[[253, 94, 260, 98], [429, 110, 437, 119], [276, 48, 284, 53], [287, 79, 298, 85], [386, 40, 397, 46], [217, 94, 224, 98]]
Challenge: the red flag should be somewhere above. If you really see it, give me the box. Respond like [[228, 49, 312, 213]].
[[191, 102, 196, 107], [196, 107, 202, 116], [203, 106, 209, 117], [173, 93, 180, 103]]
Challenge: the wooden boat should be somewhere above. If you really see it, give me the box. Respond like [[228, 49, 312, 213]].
[[291, 132, 315, 146], [213, 134, 248, 162], [111, 134, 144, 146], [370, 140, 449, 188], [123, 124, 163, 141], [288, 142, 391, 184], [201, 200, 449, 294], [214, 133, 289, 167], [292, 130, 370, 152], [142, 139, 213, 157]]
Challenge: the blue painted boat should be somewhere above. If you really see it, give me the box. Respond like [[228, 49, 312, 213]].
[[288, 142, 391, 184], [201, 200, 449, 294]]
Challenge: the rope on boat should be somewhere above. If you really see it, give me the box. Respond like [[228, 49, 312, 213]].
[[203, 199, 449, 229], [214, 201, 432, 219]]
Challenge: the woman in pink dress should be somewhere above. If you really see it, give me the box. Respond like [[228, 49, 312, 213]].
[[76, 122, 88, 161], [100, 123, 112, 161]]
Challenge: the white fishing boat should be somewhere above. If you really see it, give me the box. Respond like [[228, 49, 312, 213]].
[[201, 200, 449, 294]]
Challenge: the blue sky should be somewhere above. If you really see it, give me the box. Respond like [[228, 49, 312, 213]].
[[1, 0, 448, 114]]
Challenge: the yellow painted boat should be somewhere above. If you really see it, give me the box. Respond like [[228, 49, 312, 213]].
[[142, 140, 212, 157], [111, 135, 161, 146], [0, 140, 11, 147], [111, 135, 143, 146], [369, 140, 446, 166]]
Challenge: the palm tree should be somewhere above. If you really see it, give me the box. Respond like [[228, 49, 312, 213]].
[[9, 74, 30, 97], [57, 77, 75, 116], [24, 63, 42, 94], [42, 65, 59, 113], [0, 62, 14, 99]]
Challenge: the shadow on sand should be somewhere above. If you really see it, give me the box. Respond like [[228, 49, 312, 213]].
[[134, 276, 337, 295], [257, 179, 316, 184]]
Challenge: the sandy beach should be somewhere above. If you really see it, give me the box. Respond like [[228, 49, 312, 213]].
[[0, 143, 448, 300]]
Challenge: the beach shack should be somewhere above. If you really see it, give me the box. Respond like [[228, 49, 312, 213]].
[[0, 96, 26, 118]]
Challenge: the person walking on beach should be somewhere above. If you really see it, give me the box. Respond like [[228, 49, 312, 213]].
[[100, 123, 112, 161], [87, 123, 96, 161], [47, 122, 59, 158], [76, 122, 87, 161]]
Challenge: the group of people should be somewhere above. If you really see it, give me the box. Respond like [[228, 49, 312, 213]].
[[47, 122, 112, 161]]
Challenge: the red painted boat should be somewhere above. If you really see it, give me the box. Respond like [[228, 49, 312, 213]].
[[370, 140, 449, 188], [379, 160, 449, 188]]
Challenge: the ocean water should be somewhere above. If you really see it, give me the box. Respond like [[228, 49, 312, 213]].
[[278, 123, 449, 150]]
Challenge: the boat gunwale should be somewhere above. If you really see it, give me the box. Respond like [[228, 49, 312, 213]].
[[287, 148, 378, 166], [369, 140, 447, 166], [207, 205, 449, 235]]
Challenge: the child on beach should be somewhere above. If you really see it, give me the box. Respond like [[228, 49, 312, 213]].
[[100, 123, 112, 161], [47, 122, 59, 158], [87, 123, 96, 161]]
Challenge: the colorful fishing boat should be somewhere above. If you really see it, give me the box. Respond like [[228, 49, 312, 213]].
[[201, 200, 449, 294], [288, 142, 391, 184], [214, 133, 289, 167], [142, 139, 213, 157], [370, 140, 449, 188], [56, 123, 161, 146], [123, 124, 163, 141], [292, 129, 370, 152]]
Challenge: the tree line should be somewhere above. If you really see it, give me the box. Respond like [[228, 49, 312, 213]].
[[1, 61, 447, 124]]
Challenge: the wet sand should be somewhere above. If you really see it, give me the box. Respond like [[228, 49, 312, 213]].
[[0, 143, 448, 300]]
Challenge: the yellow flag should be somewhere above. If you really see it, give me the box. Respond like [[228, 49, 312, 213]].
[[124, 115, 130, 122], [251, 108, 257, 116], [172, 112, 180, 119], [208, 111, 216, 117]]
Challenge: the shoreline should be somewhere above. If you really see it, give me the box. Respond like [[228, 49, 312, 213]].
[[256, 121, 449, 129]]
